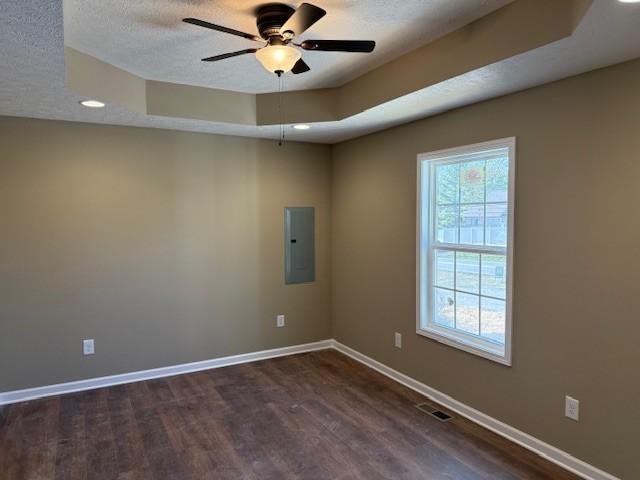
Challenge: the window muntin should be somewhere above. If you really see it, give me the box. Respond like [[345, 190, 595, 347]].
[[418, 139, 514, 365]]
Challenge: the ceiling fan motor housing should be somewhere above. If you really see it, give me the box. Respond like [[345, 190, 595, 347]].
[[256, 3, 295, 40]]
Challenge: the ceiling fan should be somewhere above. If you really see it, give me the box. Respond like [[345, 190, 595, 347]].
[[183, 3, 376, 76]]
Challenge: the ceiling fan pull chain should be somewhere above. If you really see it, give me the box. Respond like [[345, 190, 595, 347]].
[[278, 71, 285, 147]]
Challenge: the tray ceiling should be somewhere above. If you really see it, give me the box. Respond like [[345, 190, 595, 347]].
[[1, 1, 640, 143], [63, 0, 512, 93]]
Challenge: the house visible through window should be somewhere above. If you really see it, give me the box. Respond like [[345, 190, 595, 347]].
[[417, 138, 514, 365]]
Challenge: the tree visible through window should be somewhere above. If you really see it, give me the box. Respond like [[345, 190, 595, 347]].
[[418, 138, 514, 365]]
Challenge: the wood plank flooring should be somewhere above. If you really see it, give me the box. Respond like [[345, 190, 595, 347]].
[[0, 349, 579, 479]]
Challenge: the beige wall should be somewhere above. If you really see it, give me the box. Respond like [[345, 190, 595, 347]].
[[331, 59, 640, 478], [2, 59, 639, 478], [0, 118, 332, 392]]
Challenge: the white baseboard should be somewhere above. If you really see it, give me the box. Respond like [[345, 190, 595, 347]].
[[331, 340, 619, 480], [0, 338, 619, 480], [0, 339, 333, 405]]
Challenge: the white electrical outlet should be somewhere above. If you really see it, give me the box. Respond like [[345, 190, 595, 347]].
[[276, 314, 285, 328], [565, 396, 579, 421], [394, 332, 402, 348], [83, 339, 95, 355]]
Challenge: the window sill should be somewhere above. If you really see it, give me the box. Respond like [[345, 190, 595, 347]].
[[416, 326, 511, 366]]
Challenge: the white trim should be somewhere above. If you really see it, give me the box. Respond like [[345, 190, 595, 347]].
[[416, 137, 515, 366], [0, 339, 620, 479], [331, 340, 619, 480], [0, 340, 333, 405]]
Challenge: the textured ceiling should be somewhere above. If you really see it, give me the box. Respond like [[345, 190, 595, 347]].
[[63, 0, 512, 93], [1, 1, 640, 143]]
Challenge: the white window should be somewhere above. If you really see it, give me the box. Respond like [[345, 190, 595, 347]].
[[417, 138, 515, 365]]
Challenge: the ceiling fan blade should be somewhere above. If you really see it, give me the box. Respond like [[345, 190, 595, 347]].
[[300, 40, 375, 53], [183, 18, 262, 42], [291, 58, 311, 74], [280, 3, 326, 37], [202, 48, 259, 62]]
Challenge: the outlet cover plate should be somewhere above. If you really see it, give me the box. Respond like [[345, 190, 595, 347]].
[[565, 396, 579, 421], [83, 339, 95, 355]]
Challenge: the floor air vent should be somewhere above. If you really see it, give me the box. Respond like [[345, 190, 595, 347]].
[[415, 403, 453, 422]]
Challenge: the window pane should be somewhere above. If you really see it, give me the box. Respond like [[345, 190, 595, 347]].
[[486, 156, 509, 203], [434, 288, 455, 328], [481, 254, 506, 299], [481, 297, 506, 345], [434, 250, 454, 289], [460, 204, 484, 245], [436, 206, 458, 243], [456, 252, 479, 294], [456, 292, 479, 336], [460, 160, 485, 204], [486, 203, 507, 247], [436, 163, 459, 204]]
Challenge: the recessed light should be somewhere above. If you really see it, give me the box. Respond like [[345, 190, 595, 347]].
[[293, 124, 310, 130], [79, 100, 105, 108], [618, 0, 640, 3]]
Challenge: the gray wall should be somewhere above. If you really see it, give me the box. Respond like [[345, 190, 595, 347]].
[[331, 59, 640, 479], [0, 118, 332, 391]]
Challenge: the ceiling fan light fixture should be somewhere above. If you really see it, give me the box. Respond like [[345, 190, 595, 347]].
[[255, 45, 301, 74]]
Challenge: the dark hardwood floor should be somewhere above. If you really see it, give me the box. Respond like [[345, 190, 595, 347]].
[[0, 349, 578, 479]]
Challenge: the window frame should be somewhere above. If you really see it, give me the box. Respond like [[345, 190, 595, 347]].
[[416, 137, 515, 366]]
